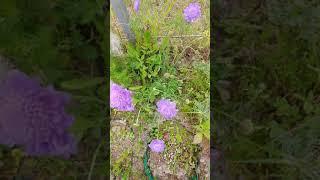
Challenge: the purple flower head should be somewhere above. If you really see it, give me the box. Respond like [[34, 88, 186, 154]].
[[183, 2, 201, 23], [110, 82, 134, 111], [134, 0, 140, 12], [148, 139, 165, 153], [156, 99, 178, 119], [0, 70, 77, 158]]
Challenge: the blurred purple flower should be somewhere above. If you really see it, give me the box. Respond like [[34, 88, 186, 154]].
[[0, 70, 76, 158], [134, 0, 140, 12], [156, 99, 178, 119], [149, 139, 165, 153], [110, 82, 134, 111], [183, 2, 201, 23]]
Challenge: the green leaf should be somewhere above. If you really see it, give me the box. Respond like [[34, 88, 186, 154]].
[[144, 31, 152, 45], [129, 86, 143, 90], [127, 44, 139, 58], [141, 54, 145, 60], [61, 77, 104, 90], [140, 69, 147, 79], [201, 120, 210, 139], [274, 97, 298, 117]]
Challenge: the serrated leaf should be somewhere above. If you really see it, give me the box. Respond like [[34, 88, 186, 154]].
[[61, 77, 104, 90]]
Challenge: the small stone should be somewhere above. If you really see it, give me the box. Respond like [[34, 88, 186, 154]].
[[164, 73, 171, 78], [110, 32, 123, 56]]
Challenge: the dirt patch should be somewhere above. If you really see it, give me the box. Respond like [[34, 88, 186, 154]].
[[147, 121, 200, 179], [178, 46, 210, 67], [148, 152, 187, 180], [199, 48, 210, 62], [110, 119, 146, 178], [198, 139, 210, 179]]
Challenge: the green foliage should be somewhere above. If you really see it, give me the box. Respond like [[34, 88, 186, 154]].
[[193, 92, 210, 144], [0, 0, 106, 81], [214, 0, 320, 178], [162, 122, 200, 176], [112, 150, 132, 177], [127, 31, 169, 85], [0, 0, 107, 178], [111, 1, 210, 178], [194, 119, 210, 143], [134, 77, 182, 106], [110, 56, 133, 87]]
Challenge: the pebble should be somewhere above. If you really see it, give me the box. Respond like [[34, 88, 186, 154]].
[[110, 31, 123, 56]]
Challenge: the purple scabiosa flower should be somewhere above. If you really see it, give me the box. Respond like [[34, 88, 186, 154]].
[[183, 2, 201, 23], [156, 99, 178, 119], [134, 0, 140, 12], [110, 82, 134, 111], [148, 139, 165, 153], [0, 70, 76, 158]]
